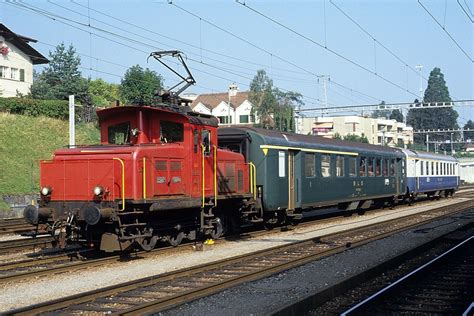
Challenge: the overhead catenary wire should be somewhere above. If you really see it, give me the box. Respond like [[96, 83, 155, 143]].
[[168, 1, 382, 103], [6, 1, 346, 107], [418, 0, 474, 63], [235, 0, 421, 98], [329, 0, 429, 82]]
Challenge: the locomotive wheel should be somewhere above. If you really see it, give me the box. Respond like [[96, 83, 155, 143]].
[[210, 217, 224, 239], [138, 236, 158, 251], [168, 232, 185, 247]]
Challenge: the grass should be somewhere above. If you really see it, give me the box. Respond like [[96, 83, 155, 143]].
[[0, 113, 100, 194]]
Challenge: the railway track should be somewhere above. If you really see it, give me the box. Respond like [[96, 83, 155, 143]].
[[341, 236, 474, 315], [0, 196, 468, 286], [9, 198, 474, 315], [0, 236, 54, 253], [0, 218, 34, 236]]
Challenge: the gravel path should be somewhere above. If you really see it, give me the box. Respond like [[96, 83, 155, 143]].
[[0, 197, 467, 312]]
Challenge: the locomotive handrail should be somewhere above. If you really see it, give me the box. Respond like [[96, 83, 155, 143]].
[[113, 157, 125, 211], [201, 144, 205, 209], [143, 157, 147, 200], [214, 145, 217, 207], [249, 162, 257, 200]]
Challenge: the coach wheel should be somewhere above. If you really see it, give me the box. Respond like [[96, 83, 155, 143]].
[[168, 231, 185, 247]]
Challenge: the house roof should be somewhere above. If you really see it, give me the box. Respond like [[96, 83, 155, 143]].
[[191, 91, 250, 110], [0, 24, 48, 65]]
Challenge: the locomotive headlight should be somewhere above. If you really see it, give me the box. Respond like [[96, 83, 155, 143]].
[[93, 186, 104, 196], [41, 186, 51, 196]]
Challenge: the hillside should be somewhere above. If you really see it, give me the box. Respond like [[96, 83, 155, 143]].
[[0, 113, 100, 195]]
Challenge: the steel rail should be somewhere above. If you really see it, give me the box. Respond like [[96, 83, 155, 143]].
[[0, 236, 54, 252], [9, 199, 474, 315]]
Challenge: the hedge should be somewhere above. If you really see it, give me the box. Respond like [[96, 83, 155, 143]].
[[0, 97, 72, 120]]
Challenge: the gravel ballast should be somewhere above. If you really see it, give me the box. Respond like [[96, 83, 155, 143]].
[[0, 198, 469, 312]]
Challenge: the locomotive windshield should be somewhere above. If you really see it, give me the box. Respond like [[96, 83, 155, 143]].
[[108, 122, 130, 144], [160, 121, 184, 143]]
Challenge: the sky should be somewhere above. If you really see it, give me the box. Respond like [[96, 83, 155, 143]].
[[1, 0, 473, 126]]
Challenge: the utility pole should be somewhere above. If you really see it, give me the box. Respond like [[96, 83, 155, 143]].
[[317, 75, 330, 115], [228, 83, 238, 125], [69, 95, 75, 147], [426, 134, 429, 152], [415, 64, 423, 101]]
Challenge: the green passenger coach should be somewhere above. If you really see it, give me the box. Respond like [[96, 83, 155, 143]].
[[218, 127, 405, 225]]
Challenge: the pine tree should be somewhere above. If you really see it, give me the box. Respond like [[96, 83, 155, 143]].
[[407, 67, 458, 144], [30, 43, 88, 102]]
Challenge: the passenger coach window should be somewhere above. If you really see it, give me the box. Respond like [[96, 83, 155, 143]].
[[279, 151, 286, 178], [436, 162, 439, 175], [383, 159, 389, 176], [431, 162, 434, 175], [390, 159, 395, 176], [160, 121, 184, 143], [108, 122, 130, 144], [305, 153, 316, 178], [420, 161, 424, 176], [336, 156, 344, 177], [375, 158, 381, 176], [426, 161, 429, 175], [321, 155, 331, 177], [368, 158, 375, 177], [349, 157, 357, 177], [359, 157, 366, 177]]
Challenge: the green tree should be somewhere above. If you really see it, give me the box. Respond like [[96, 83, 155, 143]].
[[464, 120, 474, 140], [249, 70, 276, 129], [273, 90, 303, 132], [30, 43, 88, 102], [389, 109, 403, 122], [343, 133, 369, 143], [407, 67, 458, 144], [119, 65, 163, 105], [89, 78, 121, 107]]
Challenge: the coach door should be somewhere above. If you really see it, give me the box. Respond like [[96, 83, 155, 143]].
[[396, 158, 404, 195], [288, 150, 299, 210]]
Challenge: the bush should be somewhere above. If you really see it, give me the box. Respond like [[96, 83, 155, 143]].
[[0, 97, 74, 120]]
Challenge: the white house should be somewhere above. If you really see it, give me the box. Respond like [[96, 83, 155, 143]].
[[0, 24, 48, 97], [191, 92, 255, 125]]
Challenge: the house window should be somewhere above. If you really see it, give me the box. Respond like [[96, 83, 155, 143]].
[[218, 116, 232, 124], [304, 153, 315, 178], [0, 66, 7, 78], [10, 68, 18, 80], [19, 69, 25, 82], [239, 115, 249, 124], [349, 157, 357, 177], [321, 155, 331, 177], [336, 156, 344, 177]]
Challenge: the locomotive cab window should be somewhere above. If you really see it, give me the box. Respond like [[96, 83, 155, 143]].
[[108, 122, 130, 144], [160, 121, 184, 143]]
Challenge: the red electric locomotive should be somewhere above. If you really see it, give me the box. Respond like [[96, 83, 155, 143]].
[[23, 52, 260, 251]]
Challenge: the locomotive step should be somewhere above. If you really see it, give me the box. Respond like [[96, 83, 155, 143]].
[[119, 223, 147, 227], [117, 211, 145, 216]]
